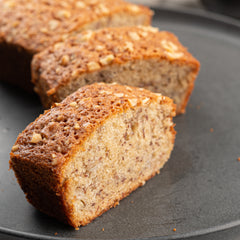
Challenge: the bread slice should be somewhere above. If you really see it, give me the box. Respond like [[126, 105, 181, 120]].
[[0, 0, 152, 92], [32, 26, 200, 114], [10, 83, 176, 228]]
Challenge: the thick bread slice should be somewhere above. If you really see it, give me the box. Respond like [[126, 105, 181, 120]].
[[0, 0, 152, 92], [10, 83, 176, 228], [32, 26, 200, 114]]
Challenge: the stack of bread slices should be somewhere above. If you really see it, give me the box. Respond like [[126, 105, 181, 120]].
[[1, 0, 199, 228]]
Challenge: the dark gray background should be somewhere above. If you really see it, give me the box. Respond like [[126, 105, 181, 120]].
[[0, 7, 240, 240]]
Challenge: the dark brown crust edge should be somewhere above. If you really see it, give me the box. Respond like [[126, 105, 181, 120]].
[[9, 156, 70, 224], [0, 40, 35, 93]]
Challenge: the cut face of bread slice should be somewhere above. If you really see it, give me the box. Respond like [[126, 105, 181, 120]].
[[10, 83, 176, 228], [0, 0, 152, 91], [32, 26, 200, 114]]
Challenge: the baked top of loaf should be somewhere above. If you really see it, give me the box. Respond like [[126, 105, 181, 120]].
[[32, 26, 200, 97], [10, 82, 175, 169], [0, 0, 152, 53]]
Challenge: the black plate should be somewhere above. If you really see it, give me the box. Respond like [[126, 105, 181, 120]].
[[1, 7, 240, 240]]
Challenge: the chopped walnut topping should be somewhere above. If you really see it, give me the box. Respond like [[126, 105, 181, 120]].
[[124, 41, 134, 52], [161, 40, 178, 52], [57, 115, 63, 121], [99, 54, 114, 66], [83, 122, 90, 128], [96, 45, 104, 51], [59, 1, 69, 8], [64, 126, 70, 130], [3, 1, 16, 8], [76, 1, 86, 8], [114, 93, 124, 97], [60, 55, 70, 66], [155, 93, 163, 103], [125, 86, 133, 92], [70, 101, 78, 107], [56, 10, 71, 18], [93, 104, 100, 109], [78, 99, 86, 105], [71, 69, 80, 78], [55, 67, 61, 74], [138, 26, 158, 33], [12, 21, 20, 28], [128, 98, 138, 107], [99, 90, 112, 95], [31, 132, 42, 143], [53, 42, 64, 50], [128, 5, 140, 13], [81, 31, 93, 41], [48, 20, 59, 31], [141, 180, 146, 186], [165, 51, 183, 59], [40, 27, 48, 33], [87, 61, 101, 71], [11, 144, 19, 152], [97, 4, 109, 14], [128, 32, 140, 41], [105, 34, 112, 40], [74, 123, 80, 130], [61, 34, 68, 41], [47, 88, 56, 96], [139, 31, 148, 37], [51, 154, 58, 165], [142, 98, 150, 104]]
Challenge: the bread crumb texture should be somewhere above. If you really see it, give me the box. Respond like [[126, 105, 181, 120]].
[[10, 83, 176, 228], [0, 0, 152, 52]]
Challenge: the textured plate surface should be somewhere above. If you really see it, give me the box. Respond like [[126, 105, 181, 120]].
[[0, 7, 240, 240]]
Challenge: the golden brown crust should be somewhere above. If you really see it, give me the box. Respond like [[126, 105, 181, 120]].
[[10, 83, 175, 227], [0, 0, 152, 53], [31, 26, 200, 111], [10, 83, 174, 166]]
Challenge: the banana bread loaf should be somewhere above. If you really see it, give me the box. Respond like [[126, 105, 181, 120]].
[[10, 83, 176, 228], [32, 26, 200, 114], [0, 0, 152, 92]]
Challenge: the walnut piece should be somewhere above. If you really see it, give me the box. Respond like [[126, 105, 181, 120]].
[[11, 144, 19, 152], [99, 54, 114, 66], [87, 61, 101, 71], [128, 98, 138, 107], [31, 132, 42, 143], [70, 102, 78, 107]]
